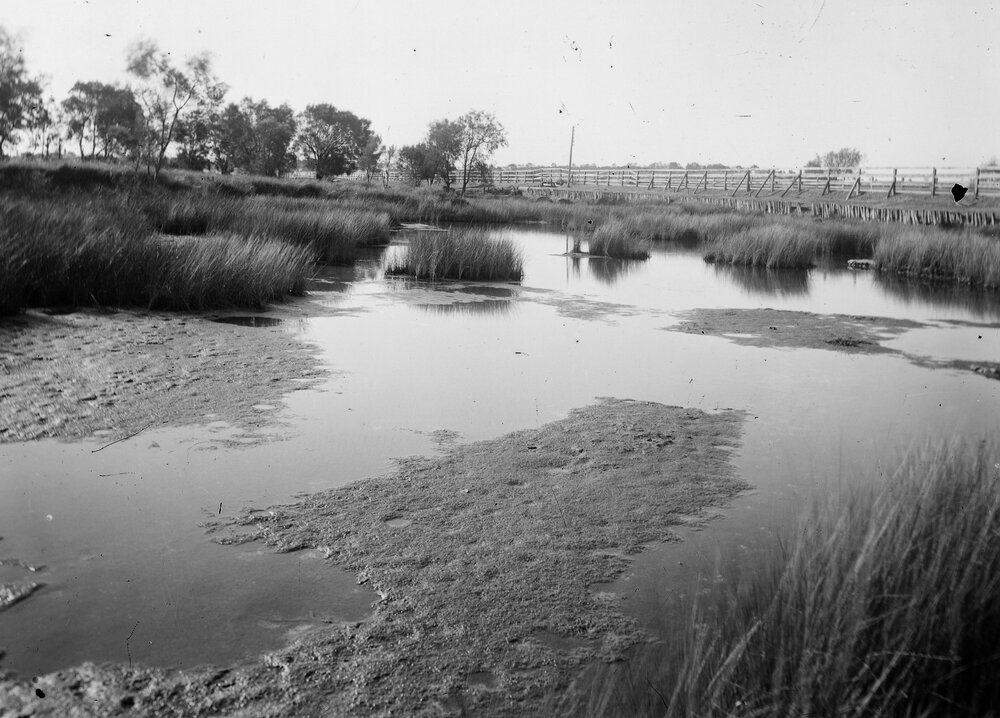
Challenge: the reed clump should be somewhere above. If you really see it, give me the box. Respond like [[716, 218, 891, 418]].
[[386, 228, 524, 281], [0, 198, 312, 314], [588, 221, 651, 259], [874, 226, 1000, 288], [704, 224, 821, 268], [656, 440, 1000, 717]]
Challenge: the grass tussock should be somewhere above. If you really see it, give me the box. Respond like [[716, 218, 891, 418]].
[[0, 198, 311, 314], [588, 220, 651, 259], [704, 224, 821, 268], [386, 228, 524, 281], [656, 440, 1000, 717], [874, 226, 1000, 288]]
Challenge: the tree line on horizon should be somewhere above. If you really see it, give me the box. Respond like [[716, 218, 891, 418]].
[[0, 26, 509, 193]]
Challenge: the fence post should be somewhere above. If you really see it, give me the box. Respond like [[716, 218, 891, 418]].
[[975, 167, 981, 199], [931, 167, 937, 197], [724, 170, 728, 191]]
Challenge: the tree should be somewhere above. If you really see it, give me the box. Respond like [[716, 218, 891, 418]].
[[126, 39, 225, 177], [804, 154, 823, 168], [381, 144, 396, 188], [425, 118, 463, 189], [455, 110, 506, 195], [293, 104, 375, 179], [63, 81, 142, 161], [215, 98, 297, 176], [0, 26, 44, 159], [398, 143, 438, 185], [357, 132, 384, 184], [821, 147, 863, 169]]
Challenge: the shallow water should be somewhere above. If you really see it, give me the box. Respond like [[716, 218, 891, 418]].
[[2, 224, 998, 677]]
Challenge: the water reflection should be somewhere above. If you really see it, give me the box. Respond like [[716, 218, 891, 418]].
[[587, 257, 644, 286], [415, 300, 515, 317], [712, 264, 810, 297], [876, 274, 1000, 321]]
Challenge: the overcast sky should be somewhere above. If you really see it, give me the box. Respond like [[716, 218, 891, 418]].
[[5, 1, 999, 168]]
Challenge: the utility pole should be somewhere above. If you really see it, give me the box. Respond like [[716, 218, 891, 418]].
[[567, 125, 575, 187]]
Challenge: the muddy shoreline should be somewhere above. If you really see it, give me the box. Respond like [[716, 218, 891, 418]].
[[0, 307, 326, 444], [1, 399, 746, 716]]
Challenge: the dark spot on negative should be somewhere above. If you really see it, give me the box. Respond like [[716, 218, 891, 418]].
[[951, 184, 968, 203], [35, 688, 45, 698]]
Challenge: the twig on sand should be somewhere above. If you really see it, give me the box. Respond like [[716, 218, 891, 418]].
[[92, 422, 156, 453]]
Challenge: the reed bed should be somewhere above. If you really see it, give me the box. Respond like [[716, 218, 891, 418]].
[[650, 440, 1000, 717], [587, 220, 651, 259], [0, 198, 311, 313], [874, 226, 1000, 288], [386, 228, 524, 281]]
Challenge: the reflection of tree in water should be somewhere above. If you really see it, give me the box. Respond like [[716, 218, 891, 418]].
[[587, 257, 641, 286], [876, 274, 1000, 321], [414, 300, 515, 317], [713, 264, 810, 297]]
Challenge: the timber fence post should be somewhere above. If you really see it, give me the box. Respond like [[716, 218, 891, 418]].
[[932, 168, 937, 197]]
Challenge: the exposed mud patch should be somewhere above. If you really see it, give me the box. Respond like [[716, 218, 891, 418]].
[[0, 308, 324, 443], [0, 399, 745, 716], [666, 307, 922, 354]]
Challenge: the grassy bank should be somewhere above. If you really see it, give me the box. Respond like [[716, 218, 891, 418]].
[[648, 440, 1000, 716], [385, 228, 524, 281], [0, 198, 311, 313], [874, 225, 1000, 288]]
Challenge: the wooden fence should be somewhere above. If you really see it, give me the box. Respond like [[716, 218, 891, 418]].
[[492, 166, 1000, 199]]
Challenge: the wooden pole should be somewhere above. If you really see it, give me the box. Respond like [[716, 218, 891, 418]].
[[567, 126, 575, 187], [847, 176, 862, 200], [975, 167, 981, 199], [931, 167, 937, 197], [886, 168, 897, 199], [731, 170, 750, 196]]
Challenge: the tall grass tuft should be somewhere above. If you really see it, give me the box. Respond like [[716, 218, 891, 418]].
[[874, 226, 1000, 288], [588, 220, 651, 259], [704, 224, 821, 268], [655, 440, 1000, 717], [386, 228, 524, 281], [0, 198, 312, 313]]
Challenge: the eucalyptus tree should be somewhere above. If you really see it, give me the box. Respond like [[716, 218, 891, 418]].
[[125, 39, 225, 177], [0, 26, 44, 159], [455, 110, 506, 195]]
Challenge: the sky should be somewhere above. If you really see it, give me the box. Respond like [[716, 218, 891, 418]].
[[5, 0, 1000, 168]]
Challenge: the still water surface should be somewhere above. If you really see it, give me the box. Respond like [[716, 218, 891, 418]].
[[1, 226, 997, 677]]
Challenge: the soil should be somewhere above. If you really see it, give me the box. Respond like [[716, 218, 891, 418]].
[[0, 398, 746, 716], [0, 307, 326, 444], [666, 307, 923, 354]]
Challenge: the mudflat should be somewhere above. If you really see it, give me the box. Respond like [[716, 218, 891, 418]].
[[0, 308, 324, 443], [1, 398, 746, 716]]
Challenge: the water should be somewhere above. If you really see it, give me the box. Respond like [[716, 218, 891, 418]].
[[2, 225, 998, 677]]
